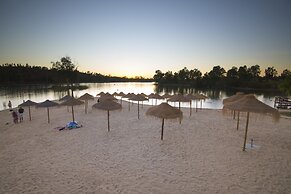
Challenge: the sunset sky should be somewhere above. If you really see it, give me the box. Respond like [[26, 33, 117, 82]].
[[0, 0, 290, 78]]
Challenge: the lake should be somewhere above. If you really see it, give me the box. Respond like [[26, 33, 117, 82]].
[[0, 82, 279, 111]]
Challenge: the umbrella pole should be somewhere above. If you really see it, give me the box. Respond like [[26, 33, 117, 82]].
[[233, 110, 236, 120], [85, 100, 88, 114], [156, 99, 157, 105], [47, 107, 50, 123], [72, 106, 75, 122], [121, 97, 123, 105], [190, 101, 192, 116], [243, 112, 250, 151], [179, 101, 181, 110], [138, 101, 140, 119], [161, 118, 164, 140], [29, 106, 32, 121], [200, 100, 202, 110], [107, 110, 110, 132], [128, 100, 130, 111], [196, 100, 198, 112], [236, 111, 240, 130]]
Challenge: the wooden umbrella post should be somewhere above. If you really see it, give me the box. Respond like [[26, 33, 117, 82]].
[[233, 110, 236, 120], [179, 101, 181, 110], [243, 112, 250, 151], [161, 118, 164, 140], [190, 101, 192, 116], [47, 107, 50, 123], [236, 111, 240, 130], [128, 100, 130, 111], [196, 100, 198, 112], [107, 110, 110, 132], [200, 100, 202, 110], [138, 101, 140, 119], [29, 106, 32, 121], [72, 105, 75, 122], [85, 100, 88, 114]]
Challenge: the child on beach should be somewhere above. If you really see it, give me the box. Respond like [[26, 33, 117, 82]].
[[18, 107, 24, 122]]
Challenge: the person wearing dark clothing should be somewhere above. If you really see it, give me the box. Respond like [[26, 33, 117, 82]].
[[12, 110, 18, 123]]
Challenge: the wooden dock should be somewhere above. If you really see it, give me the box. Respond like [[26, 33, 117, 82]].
[[274, 96, 291, 109]]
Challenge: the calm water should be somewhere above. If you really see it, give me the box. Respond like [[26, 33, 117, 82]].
[[0, 82, 278, 111]]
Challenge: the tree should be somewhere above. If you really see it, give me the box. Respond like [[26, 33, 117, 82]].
[[279, 75, 291, 95], [178, 67, 190, 82], [264, 66, 278, 79], [208, 65, 226, 80], [248, 65, 261, 78], [238, 65, 251, 80], [51, 56, 76, 71], [189, 68, 202, 80], [281, 69, 291, 78], [227, 66, 239, 79], [153, 70, 164, 82]]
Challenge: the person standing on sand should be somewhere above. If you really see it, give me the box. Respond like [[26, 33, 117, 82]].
[[12, 110, 18, 123], [8, 101, 12, 110], [18, 107, 24, 122]]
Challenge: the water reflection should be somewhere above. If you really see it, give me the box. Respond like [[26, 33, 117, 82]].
[[0, 82, 281, 110]]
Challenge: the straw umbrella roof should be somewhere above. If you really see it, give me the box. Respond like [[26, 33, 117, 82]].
[[185, 93, 199, 100], [168, 94, 190, 102], [223, 92, 244, 105], [195, 94, 208, 100], [96, 92, 105, 96], [18, 100, 38, 107], [112, 92, 119, 96], [146, 103, 183, 120], [78, 93, 94, 101], [60, 98, 84, 106], [117, 92, 126, 96], [148, 93, 164, 99], [162, 94, 172, 98], [139, 93, 148, 97], [123, 93, 135, 98], [99, 94, 117, 101], [92, 99, 122, 111], [59, 95, 73, 101], [37, 100, 59, 107], [129, 94, 148, 101], [223, 94, 279, 118]]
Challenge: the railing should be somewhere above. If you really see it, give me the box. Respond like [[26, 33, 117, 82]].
[[274, 96, 291, 109]]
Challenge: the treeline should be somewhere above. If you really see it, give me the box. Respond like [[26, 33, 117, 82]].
[[0, 59, 152, 84], [154, 65, 291, 93]]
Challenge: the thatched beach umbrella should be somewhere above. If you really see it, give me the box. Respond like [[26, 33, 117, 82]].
[[99, 93, 117, 102], [18, 100, 38, 121], [96, 92, 105, 97], [162, 93, 172, 99], [148, 93, 164, 105], [168, 94, 191, 110], [146, 103, 183, 140], [78, 93, 94, 114], [59, 95, 73, 101], [129, 94, 148, 119], [195, 94, 208, 110], [223, 94, 280, 151], [60, 98, 84, 122], [223, 92, 244, 120], [123, 93, 135, 111], [185, 94, 199, 115], [92, 99, 122, 132], [116, 92, 126, 104], [37, 100, 59, 123]]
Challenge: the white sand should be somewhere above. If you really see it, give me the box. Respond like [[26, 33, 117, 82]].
[[0, 99, 290, 193]]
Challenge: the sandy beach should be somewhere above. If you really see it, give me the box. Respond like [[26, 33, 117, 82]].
[[0, 99, 290, 194]]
